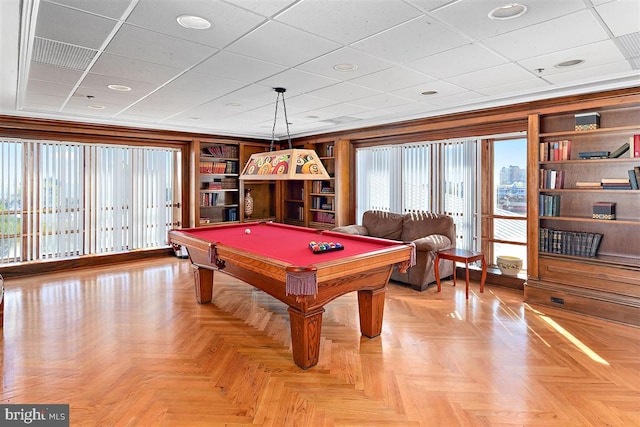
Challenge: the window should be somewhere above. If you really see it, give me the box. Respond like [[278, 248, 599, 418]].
[[487, 138, 527, 269], [0, 139, 181, 264], [356, 139, 480, 250]]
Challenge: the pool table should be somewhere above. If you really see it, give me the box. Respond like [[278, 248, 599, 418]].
[[168, 221, 413, 369]]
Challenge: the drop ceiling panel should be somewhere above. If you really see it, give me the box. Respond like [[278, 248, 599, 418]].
[[430, 0, 587, 40], [544, 60, 633, 85], [226, 20, 341, 67], [125, 0, 266, 49], [350, 67, 436, 92], [258, 69, 340, 94], [308, 82, 381, 103], [28, 62, 83, 85], [391, 80, 468, 102], [518, 40, 628, 77], [447, 63, 536, 91], [35, 1, 117, 50], [103, 24, 218, 69], [79, 73, 158, 96], [596, 0, 640, 37], [483, 10, 610, 61], [47, 0, 133, 19], [296, 47, 395, 80], [407, 43, 508, 79], [276, 0, 422, 44], [352, 16, 470, 63], [192, 51, 287, 83], [90, 54, 182, 84], [165, 71, 246, 95]]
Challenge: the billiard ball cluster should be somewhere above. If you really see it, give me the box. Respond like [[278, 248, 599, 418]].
[[309, 240, 344, 254]]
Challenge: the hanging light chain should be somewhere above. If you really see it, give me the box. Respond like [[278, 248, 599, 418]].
[[269, 87, 292, 151]]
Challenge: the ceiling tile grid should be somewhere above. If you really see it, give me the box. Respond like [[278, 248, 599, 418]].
[[3, 0, 638, 139]]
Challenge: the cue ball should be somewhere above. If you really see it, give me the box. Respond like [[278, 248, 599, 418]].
[[245, 228, 251, 234]]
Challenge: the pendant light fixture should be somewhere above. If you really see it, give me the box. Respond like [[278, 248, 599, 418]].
[[239, 88, 330, 181]]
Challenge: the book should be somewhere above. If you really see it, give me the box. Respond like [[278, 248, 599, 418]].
[[578, 151, 609, 159], [631, 135, 640, 158], [635, 167, 640, 188], [575, 181, 601, 188], [609, 142, 629, 158], [601, 178, 631, 184], [629, 169, 639, 190]]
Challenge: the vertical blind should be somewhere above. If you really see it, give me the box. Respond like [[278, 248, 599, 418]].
[[0, 139, 181, 264], [356, 139, 480, 250]]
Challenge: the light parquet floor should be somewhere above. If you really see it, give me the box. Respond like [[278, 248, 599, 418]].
[[1, 256, 639, 426]]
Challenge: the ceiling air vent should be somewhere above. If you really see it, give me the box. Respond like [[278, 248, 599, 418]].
[[617, 31, 640, 69], [32, 37, 97, 71]]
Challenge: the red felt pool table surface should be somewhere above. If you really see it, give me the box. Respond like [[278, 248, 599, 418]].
[[176, 221, 400, 266]]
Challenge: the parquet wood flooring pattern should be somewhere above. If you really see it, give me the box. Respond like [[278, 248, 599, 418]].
[[1, 257, 639, 426]]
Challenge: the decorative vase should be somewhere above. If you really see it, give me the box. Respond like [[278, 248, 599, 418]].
[[244, 188, 254, 219], [497, 255, 523, 276]]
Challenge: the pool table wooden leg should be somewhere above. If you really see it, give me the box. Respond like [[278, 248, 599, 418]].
[[192, 265, 213, 304], [288, 307, 324, 369], [357, 288, 386, 338]]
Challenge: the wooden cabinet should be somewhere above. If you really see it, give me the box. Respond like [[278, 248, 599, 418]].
[[525, 104, 640, 325], [196, 141, 239, 225]]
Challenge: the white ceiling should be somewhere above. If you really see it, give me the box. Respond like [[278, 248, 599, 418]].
[[1, 0, 639, 141]]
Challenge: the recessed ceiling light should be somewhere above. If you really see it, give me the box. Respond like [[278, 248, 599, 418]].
[[555, 59, 585, 68], [189, 117, 201, 121], [306, 115, 319, 119], [88, 105, 106, 110], [177, 15, 211, 30], [226, 103, 242, 108], [488, 3, 527, 20], [333, 63, 359, 72], [421, 90, 438, 96], [107, 84, 131, 92]]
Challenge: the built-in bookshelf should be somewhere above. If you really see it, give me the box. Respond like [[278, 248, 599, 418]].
[[198, 142, 239, 225], [309, 142, 336, 229], [526, 102, 640, 326], [279, 140, 349, 229]]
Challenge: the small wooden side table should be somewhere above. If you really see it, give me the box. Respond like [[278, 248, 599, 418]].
[[434, 248, 486, 299]]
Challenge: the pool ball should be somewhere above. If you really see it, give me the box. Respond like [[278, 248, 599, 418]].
[[245, 228, 251, 234]]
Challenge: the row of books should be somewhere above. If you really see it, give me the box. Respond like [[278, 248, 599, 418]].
[[573, 169, 640, 190], [202, 145, 238, 158], [202, 177, 238, 190], [200, 193, 235, 207], [539, 228, 602, 258], [578, 140, 635, 160], [199, 160, 238, 174], [311, 196, 334, 210], [311, 181, 334, 193], [540, 140, 571, 161], [539, 194, 560, 217], [539, 169, 565, 189], [313, 211, 335, 224]]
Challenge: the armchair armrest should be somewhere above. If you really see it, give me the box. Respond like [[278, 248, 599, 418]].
[[331, 224, 369, 236], [412, 234, 452, 251]]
